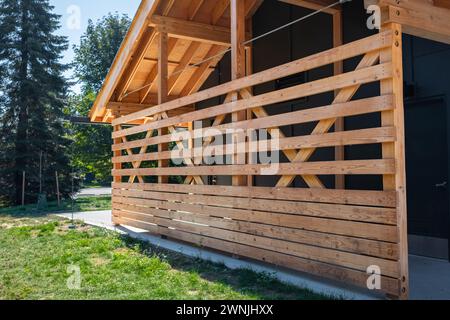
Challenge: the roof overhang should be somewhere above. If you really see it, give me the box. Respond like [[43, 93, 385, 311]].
[[89, 0, 264, 124]]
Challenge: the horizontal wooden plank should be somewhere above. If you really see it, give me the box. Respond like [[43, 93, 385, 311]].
[[112, 30, 393, 126], [114, 202, 399, 260], [113, 195, 398, 242], [115, 209, 399, 278], [115, 215, 400, 296], [112, 188, 397, 225], [113, 64, 393, 138], [112, 182, 397, 208], [112, 159, 395, 177], [112, 95, 394, 151], [112, 127, 396, 164]]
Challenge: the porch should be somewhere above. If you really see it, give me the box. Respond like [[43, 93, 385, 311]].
[[89, 0, 450, 300]]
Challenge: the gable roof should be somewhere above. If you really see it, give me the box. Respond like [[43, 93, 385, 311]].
[[89, 0, 263, 123]]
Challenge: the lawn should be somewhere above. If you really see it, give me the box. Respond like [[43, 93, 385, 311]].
[[0, 211, 330, 300]]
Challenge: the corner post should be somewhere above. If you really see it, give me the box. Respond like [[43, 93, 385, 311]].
[[112, 124, 122, 226], [380, 22, 409, 299]]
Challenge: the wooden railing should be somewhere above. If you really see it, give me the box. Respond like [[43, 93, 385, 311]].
[[110, 25, 408, 298]]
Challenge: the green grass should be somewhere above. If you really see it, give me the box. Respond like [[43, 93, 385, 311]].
[[0, 213, 331, 300], [0, 196, 111, 216]]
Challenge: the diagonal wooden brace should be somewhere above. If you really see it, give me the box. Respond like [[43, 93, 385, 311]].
[[239, 88, 324, 188], [276, 51, 381, 188]]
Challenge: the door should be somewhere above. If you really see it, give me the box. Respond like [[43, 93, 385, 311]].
[[405, 96, 450, 260]]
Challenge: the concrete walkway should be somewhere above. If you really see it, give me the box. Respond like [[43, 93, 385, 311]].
[[77, 188, 111, 198], [57, 210, 450, 300]]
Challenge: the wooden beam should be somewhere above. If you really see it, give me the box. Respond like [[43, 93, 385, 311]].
[[333, 11, 345, 189], [113, 159, 396, 177], [212, 0, 230, 25], [380, 22, 409, 299], [150, 15, 250, 46], [180, 46, 225, 97], [366, 0, 450, 44], [158, 32, 169, 184], [231, 0, 247, 186], [279, 0, 341, 14], [189, 0, 205, 20], [168, 43, 201, 95], [115, 28, 157, 101]]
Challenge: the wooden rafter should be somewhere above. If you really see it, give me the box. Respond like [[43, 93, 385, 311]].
[[212, 0, 230, 24], [168, 42, 201, 95], [115, 28, 157, 101], [188, 0, 205, 20], [138, 37, 178, 103]]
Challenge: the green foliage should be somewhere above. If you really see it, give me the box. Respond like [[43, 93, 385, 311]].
[[67, 13, 131, 185], [0, 0, 78, 205], [65, 92, 113, 185], [73, 13, 131, 93]]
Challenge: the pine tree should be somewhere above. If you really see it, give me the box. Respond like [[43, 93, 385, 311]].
[[0, 0, 77, 206]]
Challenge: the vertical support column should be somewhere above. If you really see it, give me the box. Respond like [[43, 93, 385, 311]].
[[158, 31, 169, 184], [231, 0, 247, 186], [246, 24, 254, 187], [380, 23, 408, 299], [333, 10, 345, 189], [112, 124, 122, 226]]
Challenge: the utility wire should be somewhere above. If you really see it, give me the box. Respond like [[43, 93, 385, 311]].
[[122, 0, 348, 100]]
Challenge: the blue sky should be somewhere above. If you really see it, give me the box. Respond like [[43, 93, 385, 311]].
[[49, 0, 141, 93]]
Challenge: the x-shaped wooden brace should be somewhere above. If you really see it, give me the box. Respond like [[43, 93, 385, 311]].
[[183, 92, 235, 185], [238, 88, 325, 189], [275, 51, 381, 188], [158, 111, 204, 185], [125, 115, 161, 183]]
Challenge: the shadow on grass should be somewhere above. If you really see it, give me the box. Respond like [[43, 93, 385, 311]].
[[117, 232, 333, 300]]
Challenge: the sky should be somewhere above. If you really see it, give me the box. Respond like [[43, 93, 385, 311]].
[[49, 0, 141, 93]]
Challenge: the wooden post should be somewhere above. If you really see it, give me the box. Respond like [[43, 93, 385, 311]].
[[246, 44, 254, 187], [113, 125, 122, 184], [380, 23, 409, 299], [55, 171, 61, 207], [333, 11, 345, 189], [231, 0, 247, 186], [112, 125, 122, 226], [158, 31, 169, 184], [22, 171, 25, 207]]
